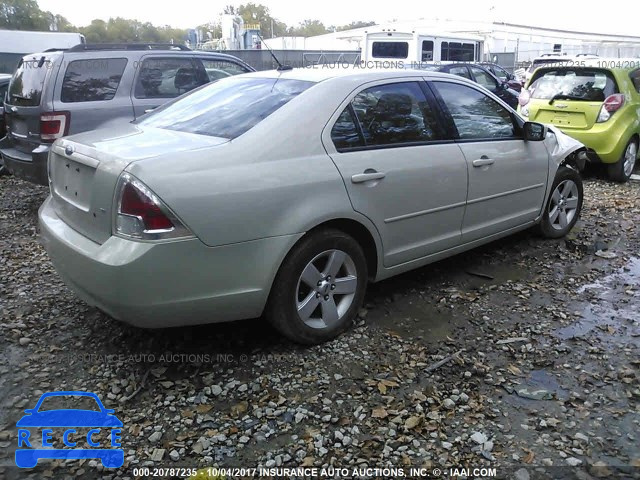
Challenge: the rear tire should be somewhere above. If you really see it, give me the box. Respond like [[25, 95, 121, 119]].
[[537, 166, 583, 239], [265, 228, 368, 345], [607, 138, 637, 182]]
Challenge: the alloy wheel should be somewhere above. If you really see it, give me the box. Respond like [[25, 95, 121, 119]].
[[295, 249, 358, 329], [623, 141, 637, 178], [548, 179, 580, 231]]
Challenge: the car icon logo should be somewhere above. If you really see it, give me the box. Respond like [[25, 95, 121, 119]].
[[15, 391, 124, 469], [65, 145, 74, 156]]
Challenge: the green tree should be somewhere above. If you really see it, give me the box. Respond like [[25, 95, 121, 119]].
[[0, 0, 58, 30], [336, 21, 376, 32], [233, 3, 287, 37], [288, 19, 329, 37]]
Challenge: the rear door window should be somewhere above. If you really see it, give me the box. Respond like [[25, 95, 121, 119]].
[[529, 69, 618, 101], [134, 57, 208, 99], [446, 66, 472, 80], [470, 66, 499, 90], [349, 82, 443, 146], [331, 108, 364, 151], [195, 58, 250, 82], [432, 81, 517, 140], [7, 58, 51, 106], [61, 58, 127, 103]]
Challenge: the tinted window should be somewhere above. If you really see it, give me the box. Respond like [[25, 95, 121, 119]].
[[433, 81, 517, 140], [351, 82, 442, 146], [135, 57, 208, 99], [60, 58, 127, 103], [372, 42, 409, 59], [491, 65, 510, 81], [447, 66, 471, 80], [138, 77, 313, 139], [7, 58, 51, 106], [441, 42, 476, 61], [0, 82, 8, 103], [331, 108, 363, 150], [631, 69, 640, 93], [421, 41, 434, 61], [196, 58, 250, 82], [529, 69, 617, 101], [470, 66, 498, 90]]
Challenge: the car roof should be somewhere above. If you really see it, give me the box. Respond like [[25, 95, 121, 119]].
[[239, 67, 462, 83]]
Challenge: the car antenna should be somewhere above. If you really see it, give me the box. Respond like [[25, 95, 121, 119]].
[[256, 32, 292, 71]]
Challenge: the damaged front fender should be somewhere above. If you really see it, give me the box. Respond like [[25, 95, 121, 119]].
[[543, 125, 587, 170]]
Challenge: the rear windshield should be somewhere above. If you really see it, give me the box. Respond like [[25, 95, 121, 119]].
[[529, 69, 618, 101], [7, 58, 51, 106], [137, 77, 313, 139]]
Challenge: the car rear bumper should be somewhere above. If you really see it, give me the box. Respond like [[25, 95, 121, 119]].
[[39, 195, 302, 328], [0, 137, 50, 185]]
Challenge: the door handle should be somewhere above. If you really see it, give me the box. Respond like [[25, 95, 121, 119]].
[[144, 107, 157, 114], [351, 169, 386, 183], [472, 156, 495, 167]]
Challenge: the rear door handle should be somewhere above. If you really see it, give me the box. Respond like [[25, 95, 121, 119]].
[[351, 170, 386, 183], [472, 156, 495, 167]]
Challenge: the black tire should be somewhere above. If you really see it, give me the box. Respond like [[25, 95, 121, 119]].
[[0, 162, 9, 176], [265, 228, 368, 345], [537, 166, 583, 239], [607, 138, 638, 183]]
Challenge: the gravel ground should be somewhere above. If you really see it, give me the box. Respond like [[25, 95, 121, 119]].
[[0, 171, 639, 480]]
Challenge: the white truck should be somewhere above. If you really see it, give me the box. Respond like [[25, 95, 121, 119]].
[[361, 29, 484, 65], [0, 30, 85, 73]]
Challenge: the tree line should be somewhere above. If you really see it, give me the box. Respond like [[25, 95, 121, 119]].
[[0, 0, 375, 43]]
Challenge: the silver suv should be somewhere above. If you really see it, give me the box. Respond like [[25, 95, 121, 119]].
[[0, 43, 253, 184]]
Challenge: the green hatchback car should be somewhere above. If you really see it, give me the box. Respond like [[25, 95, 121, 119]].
[[519, 59, 640, 181]]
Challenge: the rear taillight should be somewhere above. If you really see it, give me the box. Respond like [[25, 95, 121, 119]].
[[597, 94, 625, 123], [518, 89, 531, 117], [114, 173, 193, 241], [518, 89, 531, 107], [40, 112, 70, 142]]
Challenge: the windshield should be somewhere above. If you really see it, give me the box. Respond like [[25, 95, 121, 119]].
[[528, 69, 618, 101], [138, 76, 314, 139], [7, 58, 51, 106]]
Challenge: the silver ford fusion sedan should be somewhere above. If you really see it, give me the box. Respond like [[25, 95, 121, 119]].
[[39, 68, 586, 344]]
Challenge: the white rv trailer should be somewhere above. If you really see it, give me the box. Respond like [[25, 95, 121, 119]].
[[361, 29, 484, 64], [0, 30, 85, 73]]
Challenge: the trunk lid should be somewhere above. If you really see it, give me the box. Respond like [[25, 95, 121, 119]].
[[529, 100, 603, 130], [49, 124, 229, 244]]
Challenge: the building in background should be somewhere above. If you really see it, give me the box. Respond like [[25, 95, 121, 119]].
[[264, 19, 640, 65]]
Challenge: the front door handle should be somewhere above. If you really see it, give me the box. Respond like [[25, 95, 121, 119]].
[[472, 156, 495, 167], [351, 169, 386, 183]]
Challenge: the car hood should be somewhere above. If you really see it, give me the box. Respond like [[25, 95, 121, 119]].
[[544, 125, 585, 164], [16, 410, 123, 427]]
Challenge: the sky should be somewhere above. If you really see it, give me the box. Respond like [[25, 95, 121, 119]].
[[36, 0, 640, 36]]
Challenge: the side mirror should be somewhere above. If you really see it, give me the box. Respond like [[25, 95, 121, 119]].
[[523, 121, 547, 141]]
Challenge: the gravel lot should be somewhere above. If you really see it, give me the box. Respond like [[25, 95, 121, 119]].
[[1, 171, 639, 480]]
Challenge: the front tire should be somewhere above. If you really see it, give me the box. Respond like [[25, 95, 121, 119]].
[[265, 229, 368, 345], [608, 138, 637, 182], [538, 166, 583, 239]]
